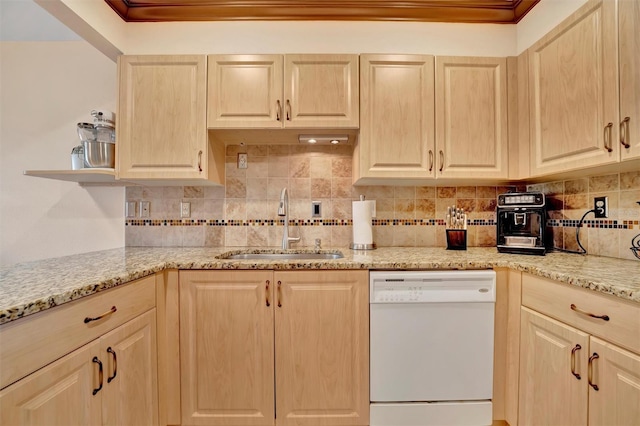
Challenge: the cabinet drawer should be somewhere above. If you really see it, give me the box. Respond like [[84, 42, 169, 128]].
[[0, 275, 156, 390], [522, 273, 640, 354]]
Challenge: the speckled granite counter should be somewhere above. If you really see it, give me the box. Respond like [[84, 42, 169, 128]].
[[1, 246, 639, 324]]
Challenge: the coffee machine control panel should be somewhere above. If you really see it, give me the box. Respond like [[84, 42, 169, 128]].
[[498, 192, 545, 207]]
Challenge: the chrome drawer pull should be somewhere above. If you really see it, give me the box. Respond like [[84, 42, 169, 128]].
[[570, 304, 610, 321], [84, 306, 117, 324]]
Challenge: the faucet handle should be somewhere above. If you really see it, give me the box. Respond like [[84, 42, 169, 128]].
[[315, 239, 321, 249]]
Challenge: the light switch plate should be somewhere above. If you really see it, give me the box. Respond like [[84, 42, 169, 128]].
[[125, 201, 136, 218], [312, 201, 322, 218]]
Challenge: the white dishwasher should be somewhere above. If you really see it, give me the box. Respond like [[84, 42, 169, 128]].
[[370, 270, 496, 426]]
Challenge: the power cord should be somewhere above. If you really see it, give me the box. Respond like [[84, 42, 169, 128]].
[[554, 209, 595, 255]]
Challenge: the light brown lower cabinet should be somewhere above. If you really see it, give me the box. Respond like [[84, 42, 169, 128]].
[[517, 274, 640, 426], [179, 270, 369, 426], [0, 309, 158, 425]]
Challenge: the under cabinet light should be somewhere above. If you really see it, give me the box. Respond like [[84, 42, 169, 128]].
[[298, 135, 349, 145]]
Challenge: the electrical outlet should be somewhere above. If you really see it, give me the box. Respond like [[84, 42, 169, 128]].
[[237, 153, 248, 169], [125, 201, 136, 218], [181, 201, 191, 218], [594, 196, 608, 218], [140, 201, 150, 218]]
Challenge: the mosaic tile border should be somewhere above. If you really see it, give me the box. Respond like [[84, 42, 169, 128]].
[[547, 219, 639, 230], [125, 218, 498, 227]]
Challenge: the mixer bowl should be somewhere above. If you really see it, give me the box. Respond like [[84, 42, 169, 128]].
[[83, 140, 115, 168], [77, 123, 96, 142]]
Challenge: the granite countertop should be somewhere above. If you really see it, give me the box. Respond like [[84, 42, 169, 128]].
[[1, 246, 639, 325]]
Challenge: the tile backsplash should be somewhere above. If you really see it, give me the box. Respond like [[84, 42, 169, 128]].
[[125, 145, 640, 261], [527, 171, 640, 261]]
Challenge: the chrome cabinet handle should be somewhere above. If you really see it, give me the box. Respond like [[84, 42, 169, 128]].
[[588, 352, 599, 391], [277, 280, 282, 307], [198, 150, 203, 172], [439, 150, 444, 172], [428, 150, 434, 172], [107, 347, 117, 383], [92, 357, 103, 395], [266, 280, 271, 307], [276, 100, 282, 121], [570, 304, 610, 321], [604, 123, 613, 152], [571, 344, 582, 380], [84, 306, 117, 324], [621, 117, 630, 148], [286, 100, 291, 121]]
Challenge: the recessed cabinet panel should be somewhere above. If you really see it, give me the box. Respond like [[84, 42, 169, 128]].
[[619, 0, 640, 161], [589, 337, 640, 426], [208, 55, 283, 128], [0, 342, 102, 425], [179, 271, 275, 426], [519, 307, 589, 426], [285, 55, 359, 128], [357, 54, 435, 180], [528, 0, 618, 175], [436, 57, 508, 178], [118, 55, 209, 180]]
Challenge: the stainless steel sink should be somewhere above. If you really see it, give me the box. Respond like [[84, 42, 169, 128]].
[[217, 251, 344, 260]]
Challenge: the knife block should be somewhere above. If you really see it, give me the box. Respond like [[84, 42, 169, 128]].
[[446, 229, 467, 250]]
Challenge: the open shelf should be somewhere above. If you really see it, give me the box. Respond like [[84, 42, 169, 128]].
[[23, 169, 128, 186]]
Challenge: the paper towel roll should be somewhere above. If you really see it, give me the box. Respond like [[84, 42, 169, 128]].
[[352, 200, 376, 245]]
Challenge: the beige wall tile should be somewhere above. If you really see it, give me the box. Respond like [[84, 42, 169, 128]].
[[436, 198, 456, 216], [589, 174, 619, 192], [189, 199, 206, 219], [373, 226, 394, 247], [204, 186, 226, 199], [290, 178, 311, 199], [267, 178, 289, 199], [268, 156, 289, 177], [311, 178, 331, 198], [477, 199, 497, 213], [225, 177, 247, 198], [247, 226, 269, 247], [476, 226, 496, 247], [184, 186, 204, 198], [375, 199, 394, 220], [204, 199, 224, 218], [331, 178, 352, 199], [416, 186, 436, 198], [163, 187, 184, 198], [394, 199, 415, 219], [621, 171, 640, 190], [246, 145, 268, 156], [246, 156, 269, 178], [395, 187, 415, 199], [477, 186, 496, 199], [393, 226, 416, 246], [309, 157, 332, 178], [564, 227, 587, 253], [331, 226, 352, 247], [246, 177, 268, 200], [225, 199, 246, 220], [183, 226, 205, 246], [543, 181, 564, 196], [162, 226, 183, 247], [416, 226, 436, 247], [205, 227, 225, 247], [225, 226, 248, 246], [620, 190, 640, 218], [456, 199, 477, 213], [437, 187, 456, 198], [332, 199, 352, 219], [415, 199, 436, 218], [564, 178, 588, 194], [457, 186, 477, 198], [226, 156, 247, 178], [246, 200, 270, 220], [289, 157, 310, 178], [332, 157, 352, 177]]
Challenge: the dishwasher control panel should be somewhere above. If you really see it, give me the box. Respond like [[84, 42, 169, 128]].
[[370, 270, 496, 304]]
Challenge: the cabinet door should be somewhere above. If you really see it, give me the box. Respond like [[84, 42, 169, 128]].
[[528, 0, 618, 176], [519, 307, 589, 426], [284, 54, 359, 128], [101, 309, 158, 426], [619, 0, 640, 160], [589, 336, 640, 426], [117, 55, 208, 179], [274, 270, 369, 426], [0, 341, 102, 426], [208, 55, 283, 128], [435, 56, 509, 179], [357, 54, 435, 182], [179, 271, 275, 426]]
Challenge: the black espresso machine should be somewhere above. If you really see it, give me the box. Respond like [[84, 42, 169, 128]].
[[497, 192, 548, 255]]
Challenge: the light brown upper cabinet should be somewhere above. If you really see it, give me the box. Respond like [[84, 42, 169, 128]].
[[355, 54, 436, 183], [117, 55, 224, 184], [528, 0, 621, 176], [619, 0, 640, 161], [355, 54, 508, 184], [435, 56, 509, 179], [207, 54, 359, 129]]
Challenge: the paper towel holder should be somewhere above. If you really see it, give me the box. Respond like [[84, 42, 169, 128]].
[[350, 195, 377, 250]]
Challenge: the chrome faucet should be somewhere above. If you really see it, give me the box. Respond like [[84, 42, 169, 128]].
[[278, 188, 300, 249]]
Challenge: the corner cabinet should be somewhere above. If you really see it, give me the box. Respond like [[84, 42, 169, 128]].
[[0, 276, 158, 425], [528, 0, 620, 176], [117, 55, 224, 184], [518, 274, 640, 426], [435, 56, 509, 179], [207, 54, 359, 129], [179, 270, 369, 426]]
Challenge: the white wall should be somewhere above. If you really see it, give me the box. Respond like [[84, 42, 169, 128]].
[[0, 41, 124, 266]]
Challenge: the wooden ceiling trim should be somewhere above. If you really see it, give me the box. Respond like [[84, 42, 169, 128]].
[[104, 0, 540, 24]]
